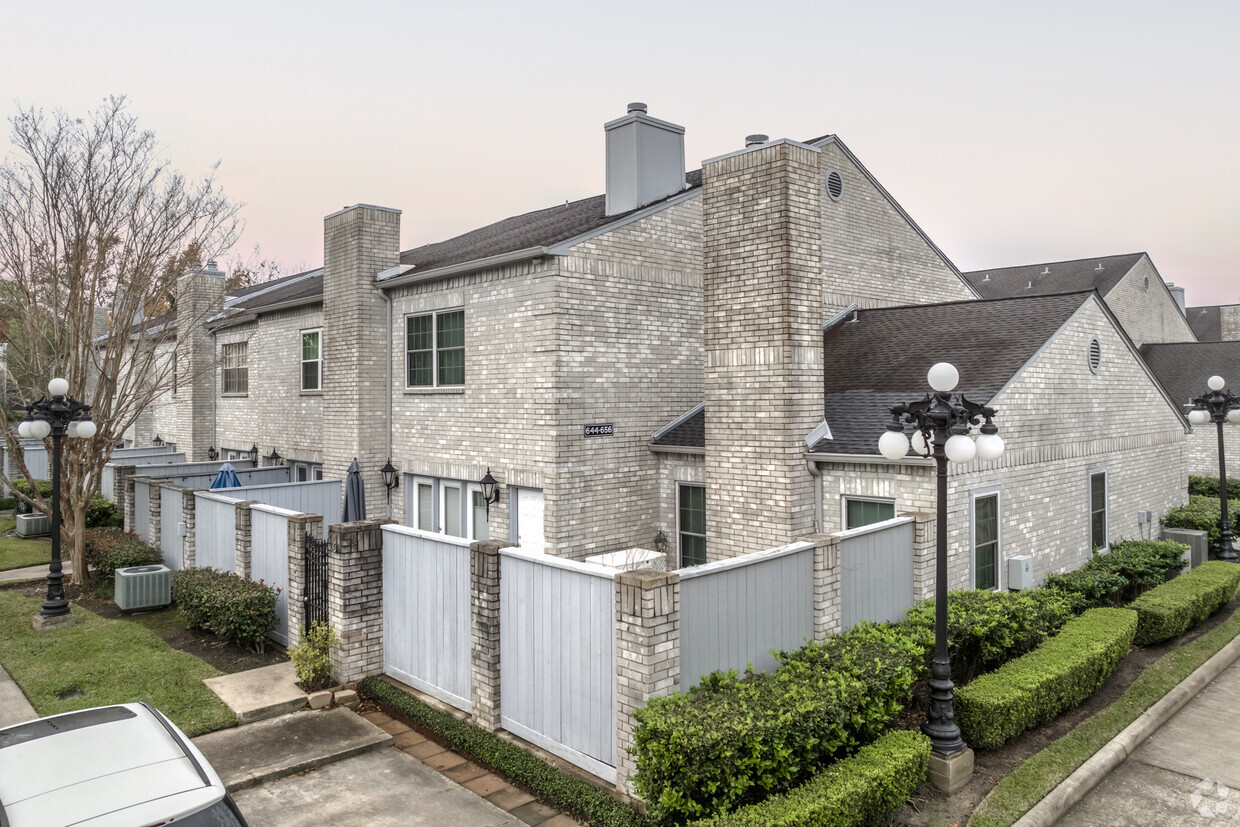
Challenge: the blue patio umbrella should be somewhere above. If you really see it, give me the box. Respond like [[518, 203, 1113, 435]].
[[209, 462, 242, 489], [343, 458, 366, 522]]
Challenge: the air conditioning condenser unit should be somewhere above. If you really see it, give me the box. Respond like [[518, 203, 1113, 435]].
[[115, 565, 172, 612]]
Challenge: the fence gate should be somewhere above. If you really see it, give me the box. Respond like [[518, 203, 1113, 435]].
[[304, 536, 329, 627]]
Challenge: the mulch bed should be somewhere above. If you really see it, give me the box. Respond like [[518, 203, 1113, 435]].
[[891, 592, 1240, 826]]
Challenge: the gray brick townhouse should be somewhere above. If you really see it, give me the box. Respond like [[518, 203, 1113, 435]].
[[135, 103, 1199, 589]]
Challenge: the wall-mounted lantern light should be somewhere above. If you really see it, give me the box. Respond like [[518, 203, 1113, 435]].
[[479, 468, 500, 515], [206, 446, 218, 461], [381, 459, 399, 493], [153, 435, 165, 447], [248, 444, 259, 466], [266, 448, 283, 466]]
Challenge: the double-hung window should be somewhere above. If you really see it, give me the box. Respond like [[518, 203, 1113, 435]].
[[678, 484, 706, 568], [406, 310, 464, 387], [301, 330, 321, 391], [222, 343, 248, 395], [1090, 470, 1108, 551], [972, 489, 1001, 590]]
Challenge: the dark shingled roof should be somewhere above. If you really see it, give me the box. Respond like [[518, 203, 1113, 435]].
[[396, 170, 703, 274], [1186, 305, 1226, 342], [963, 253, 1144, 301], [652, 406, 704, 448], [1139, 342, 1240, 410], [815, 292, 1094, 455], [232, 271, 324, 312], [226, 267, 321, 300]]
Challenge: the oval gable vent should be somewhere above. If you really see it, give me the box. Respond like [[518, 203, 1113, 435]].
[[1088, 337, 1102, 374], [826, 169, 844, 201]]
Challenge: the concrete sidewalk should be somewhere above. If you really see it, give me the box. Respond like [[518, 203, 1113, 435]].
[[1059, 658, 1240, 825], [0, 561, 68, 584], [0, 665, 37, 728]]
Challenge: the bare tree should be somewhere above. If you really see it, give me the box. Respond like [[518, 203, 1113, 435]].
[[223, 244, 292, 293], [0, 96, 241, 585]]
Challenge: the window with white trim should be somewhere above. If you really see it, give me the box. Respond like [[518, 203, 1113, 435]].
[[222, 342, 248, 395], [678, 484, 706, 568], [470, 485, 490, 541], [1090, 470, 1108, 551], [301, 329, 321, 391], [845, 497, 895, 530], [406, 310, 464, 387], [972, 488, 1001, 590], [291, 462, 323, 483], [407, 475, 488, 540]]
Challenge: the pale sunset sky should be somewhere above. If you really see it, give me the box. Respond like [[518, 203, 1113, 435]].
[[2, 0, 1237, 305]]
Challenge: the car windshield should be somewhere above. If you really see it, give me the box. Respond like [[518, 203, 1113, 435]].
[[176, 798, 248, 826]]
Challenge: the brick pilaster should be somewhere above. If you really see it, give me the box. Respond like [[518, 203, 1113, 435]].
[[123, 470, 137, 533], [911, 512, 936, 602], [181, 489, 199, 568], [804, 533, 841, 640], [233, 500, 259, 578], [148, 482, 162, 550], [615, 568, 680, 796], [327, 519, 385, 684], [287, 514, 324, 641], [470, 540, 503, 731], [114, 464, 135, 520]]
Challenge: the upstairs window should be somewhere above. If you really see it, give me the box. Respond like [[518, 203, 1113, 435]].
[[301, 330, 321, 391], [222, 342, 248, 395], [406, 310, 464, 387], [678, 484, 706, 568]]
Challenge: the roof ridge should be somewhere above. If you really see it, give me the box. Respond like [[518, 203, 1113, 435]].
[[847, 290, 1094, 316], [963, 252, 1145, 276]]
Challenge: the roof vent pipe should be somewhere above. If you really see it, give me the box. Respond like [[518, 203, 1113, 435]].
[[1096, 262, 1105, 270], [1042, 267, 1049, 275], [627, 102, 647, 114], [1027, 281, 1032, 289], [983, 274, 990, 281], [745, 134, 769, 147]]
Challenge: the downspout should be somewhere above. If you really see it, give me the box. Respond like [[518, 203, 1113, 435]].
[[383, 290, 394, 518], [210, 329, 217, 454], [807, 459, 823, 533]]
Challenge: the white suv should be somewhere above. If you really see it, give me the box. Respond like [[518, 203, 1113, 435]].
[[0, 702, 248, 827]]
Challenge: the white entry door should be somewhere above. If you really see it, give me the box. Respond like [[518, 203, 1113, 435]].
[[513, 488, 545, 552]]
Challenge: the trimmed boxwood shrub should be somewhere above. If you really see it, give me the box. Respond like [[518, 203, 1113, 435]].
[[1043, 568, 1129, 609], [358, 677, 649, 827], [1164, 496, 1224, 547], [84, 527, 162, 578], [900, 589, 1076, 683], [688, 730, 930, 827], [1190, 475, 1240, 501], [955, 608, 1137, 750], [632, 622, 924, 824], [1044, 539, 1187, 609], [172, 567, 280, 653], [1129, 561, 1240, 646]]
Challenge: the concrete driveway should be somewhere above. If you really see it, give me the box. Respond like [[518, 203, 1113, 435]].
[[233, 747, 522, 826]]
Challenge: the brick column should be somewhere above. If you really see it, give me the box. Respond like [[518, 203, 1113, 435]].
[[233, 501, 259, 578], [615, 569, 680, 796], [181, 489, 199, 568], [114, 464, 135, 521], [123, 472, 137, 533], [911, 512, 936, 602], [148, 482, 162, 551], [327, 519, 385, 685], [804, 533, 841, 641], [287, 514, 324, 640], [470, 541, 503, 731]]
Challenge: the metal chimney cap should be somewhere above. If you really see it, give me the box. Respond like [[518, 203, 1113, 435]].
[[745, 134, 769, 147], [627, 102, 648, 114]]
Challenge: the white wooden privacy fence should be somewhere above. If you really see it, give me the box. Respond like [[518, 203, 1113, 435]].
[[214, 479, 341, 519], [839, 517, 916, 630], [381, 526, 473, 711], [160, 486, 183, 571], [679, 540, 815, 683], [251, 504, 297, 646], [500, 548, 617, 782], [195, 493, 239, 571]]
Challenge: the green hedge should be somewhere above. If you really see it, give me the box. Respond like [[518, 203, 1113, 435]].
[[632, 622, 923, 824], [1129, 561, 1240, 646], [955, 608, 1137, 751], [900, 589, 1076, 683], [688, 731, 930, 827], [84, 527, 162, 579], [358, 677, 648, 827], [1044, 540, 1187, 609], [1190, 475, 1240, 501], [1164, 496, 1223, 547], [171, 567, 280, 653]]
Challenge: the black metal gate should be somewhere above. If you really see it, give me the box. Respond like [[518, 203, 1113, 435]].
[[304, 536, 329, 627]]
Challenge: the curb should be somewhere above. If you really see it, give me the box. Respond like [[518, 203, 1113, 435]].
[[1014, 632, 1240, 826]]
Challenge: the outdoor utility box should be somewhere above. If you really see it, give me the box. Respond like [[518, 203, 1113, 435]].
[[1162, 527, 1209, 570], [1008, 556, 1034, 591], [15, 513, 50, 538], [584, 547, 668, 572], [115, 565, 172, 612]]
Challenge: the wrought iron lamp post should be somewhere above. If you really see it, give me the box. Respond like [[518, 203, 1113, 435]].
[[1186, 375, 1240, 561], [14, 378, 97, 623], [878, 362, 1005, 756]]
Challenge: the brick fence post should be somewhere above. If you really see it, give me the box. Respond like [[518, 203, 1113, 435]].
[[287, 514, 324, 642], [470, 540, 504, 731], [910, 512, 936, 603], [148, 482, 162, 551], [123, 473, 139, 533], [615, 568, 680, 797], [803, 533, 841, 641], [181, 489, 200, 568], [327, 519, 385, 685], [115, 465, 135, 527], [233, 501, 259, 578]]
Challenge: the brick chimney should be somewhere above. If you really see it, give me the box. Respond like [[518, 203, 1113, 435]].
[[175, 260, 225, 459]]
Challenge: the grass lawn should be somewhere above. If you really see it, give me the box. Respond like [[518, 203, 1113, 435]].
[[0, 590, 236, 736], [0, 517, 51, 572], [969, 601, 1240, 826]]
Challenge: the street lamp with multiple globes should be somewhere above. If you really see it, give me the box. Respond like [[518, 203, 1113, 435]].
[[878, 362, 1005, 756], [1186, 375, 1240, 561], [14, 377, 96, 624]]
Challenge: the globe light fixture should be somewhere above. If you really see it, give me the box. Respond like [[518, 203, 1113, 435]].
[[878, 427, 910, 460], [1186, 376, 1240, 560], [927, 362, 959, 393]]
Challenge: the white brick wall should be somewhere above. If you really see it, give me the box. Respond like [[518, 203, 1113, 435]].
[[1102, 256, 1196, 346]]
